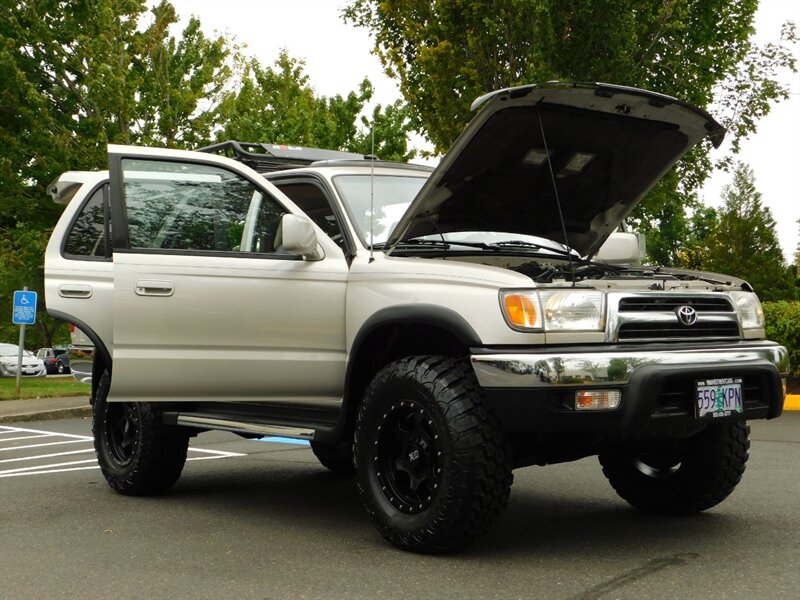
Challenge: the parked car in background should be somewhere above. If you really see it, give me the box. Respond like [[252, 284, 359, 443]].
[[0, 343, 47, 378], [35, 347, 71, 375]]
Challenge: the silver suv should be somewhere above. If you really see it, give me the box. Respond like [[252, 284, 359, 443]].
[[45, 82, 788, 553]]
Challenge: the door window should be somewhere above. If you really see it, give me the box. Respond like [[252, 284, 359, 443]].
[[121, 159, 287, 255], [64, 184, 111, 259]]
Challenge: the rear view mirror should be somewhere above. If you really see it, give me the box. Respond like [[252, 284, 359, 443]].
[[279, 214, 324, 261]]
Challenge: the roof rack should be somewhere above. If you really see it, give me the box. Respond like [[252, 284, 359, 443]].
[[197, 141, 374, 173]]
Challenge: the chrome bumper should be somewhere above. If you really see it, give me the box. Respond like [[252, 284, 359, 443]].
[[471, 343, 789, 388]]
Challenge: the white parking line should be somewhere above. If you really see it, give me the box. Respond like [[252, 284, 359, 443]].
[[0, 439, 89, 452], [0, 448, 95, 464], [0, 424, 245, 478], [0, 425, 92, 440], [0, 434, 57, 442]]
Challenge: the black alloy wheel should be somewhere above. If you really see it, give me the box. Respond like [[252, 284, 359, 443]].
[[104, 402, 140, 467], [374, 398, 444, 515]]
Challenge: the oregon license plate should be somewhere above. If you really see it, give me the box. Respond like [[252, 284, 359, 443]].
[[695, 377, 743, 419]]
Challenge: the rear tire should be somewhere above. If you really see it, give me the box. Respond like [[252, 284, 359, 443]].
[[599, 421, 750, 514], [93, 371, 189, 495], [354, 355, 512, 554]]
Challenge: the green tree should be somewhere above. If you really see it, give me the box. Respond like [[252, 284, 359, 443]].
[[703, 163, 795, 301], [675, 205, 719, 269], [344, 0, 797, 264], [216, 51, 414, 161]]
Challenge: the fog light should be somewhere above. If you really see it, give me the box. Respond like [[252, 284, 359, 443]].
[[575, 389, 621, 411]]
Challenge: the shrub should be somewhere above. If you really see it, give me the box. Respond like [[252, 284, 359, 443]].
[[763, 301, 800, 378]]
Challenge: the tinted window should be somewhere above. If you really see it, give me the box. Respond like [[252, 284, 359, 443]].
[[121, 159, 287, 254], [64, 185, 110, 258]]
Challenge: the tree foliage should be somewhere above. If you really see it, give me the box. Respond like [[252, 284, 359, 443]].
[[344, 0, 797, 264], [216, 51, 414, 161], [763, 301, 800, 377], [701, 164, 796, 301]]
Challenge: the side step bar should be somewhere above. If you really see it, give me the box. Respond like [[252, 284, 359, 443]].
[[168, 413, 315, 441]]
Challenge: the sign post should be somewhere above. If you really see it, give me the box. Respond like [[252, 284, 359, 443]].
[[12, 287, 37, 395]]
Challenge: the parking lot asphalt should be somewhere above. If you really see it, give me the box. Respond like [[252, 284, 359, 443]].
[[1, 415, 798, 600]]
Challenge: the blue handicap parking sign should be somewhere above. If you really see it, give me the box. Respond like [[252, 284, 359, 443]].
[[12, 290, 37, 325]]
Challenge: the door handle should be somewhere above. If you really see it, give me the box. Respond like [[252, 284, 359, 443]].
[[135, 280, 175, 297], [58, 284, 93, 298]]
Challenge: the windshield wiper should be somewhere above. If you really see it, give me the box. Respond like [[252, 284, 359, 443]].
[[389, 238, 496, 250], [489, 240, 576, 258]]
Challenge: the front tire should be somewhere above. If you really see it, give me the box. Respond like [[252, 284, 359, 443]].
[[93, 371, 190, 495], [599, 420, 750, 514], [354, 356, 512, 553]]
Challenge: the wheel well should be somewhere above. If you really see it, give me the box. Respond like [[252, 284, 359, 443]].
[[339, 323, 469, 440]]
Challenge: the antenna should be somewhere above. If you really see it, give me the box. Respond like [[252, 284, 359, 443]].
[[536, 109, 576, 286], [369, 113, 376, 264]]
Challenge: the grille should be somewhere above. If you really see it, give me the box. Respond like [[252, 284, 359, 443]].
[[618, 296, 734, 312], [618, 321, 740, 341]]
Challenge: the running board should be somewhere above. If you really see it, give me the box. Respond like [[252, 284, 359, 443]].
[[171, 413, 315, 441]]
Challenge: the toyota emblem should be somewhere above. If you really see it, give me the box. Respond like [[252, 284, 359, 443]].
[[675, 305, 698, 326]]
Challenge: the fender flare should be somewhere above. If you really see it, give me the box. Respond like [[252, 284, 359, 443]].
[[316, 305, 481, 443], [46, 308, 112, 383]]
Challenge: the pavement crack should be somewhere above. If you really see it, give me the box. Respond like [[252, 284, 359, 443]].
[[566, 552, 700, 600]]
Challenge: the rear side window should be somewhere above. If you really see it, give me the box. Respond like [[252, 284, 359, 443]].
[[121, 159, 288, 255], [64, 185, 111, 259]]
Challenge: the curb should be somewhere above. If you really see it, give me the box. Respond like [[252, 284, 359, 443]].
[[784, 395, 800, 411], [0, 405, 91, 424]]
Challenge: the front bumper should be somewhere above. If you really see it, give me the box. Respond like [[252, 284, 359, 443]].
[[0, 364, 47, 377], [470, 342, 788, 434]]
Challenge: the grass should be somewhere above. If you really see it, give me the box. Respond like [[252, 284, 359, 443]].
[[0, 376, 90, 400]]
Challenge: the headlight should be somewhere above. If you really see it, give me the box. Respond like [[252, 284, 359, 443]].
[[500, 289, 605, 332], [729, 291, 765, 329], [539, 290, 606, 331]]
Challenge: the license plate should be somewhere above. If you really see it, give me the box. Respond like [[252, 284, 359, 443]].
[[695, 377, 743, 419]]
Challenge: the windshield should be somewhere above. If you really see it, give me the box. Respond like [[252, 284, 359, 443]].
[[331, 173, 580, 256], [332, 174, 426, 246]]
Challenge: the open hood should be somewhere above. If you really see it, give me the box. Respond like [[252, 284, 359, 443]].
[[385, 82, 724, 257]]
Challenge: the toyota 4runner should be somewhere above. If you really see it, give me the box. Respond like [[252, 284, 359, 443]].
[[45, 82, 788, 553]]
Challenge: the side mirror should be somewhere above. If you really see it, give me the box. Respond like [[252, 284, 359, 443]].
[[279, 214, 324, 261], [594, 232, 643, 265]]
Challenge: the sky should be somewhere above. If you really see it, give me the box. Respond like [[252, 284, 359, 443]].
[[159, 0, 799, 264]]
